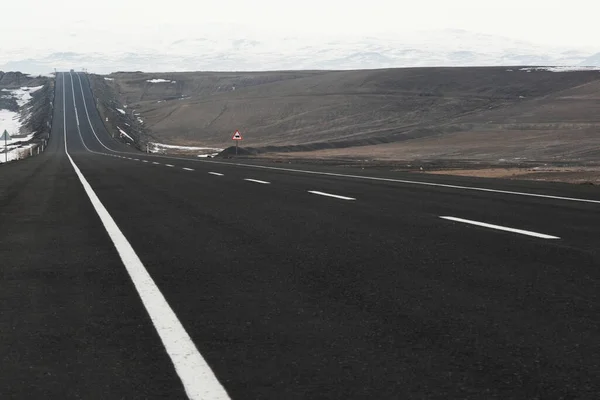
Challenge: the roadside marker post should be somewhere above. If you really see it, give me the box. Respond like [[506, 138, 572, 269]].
[[232, 130, 243, 156], [2, 129, 10, 163]]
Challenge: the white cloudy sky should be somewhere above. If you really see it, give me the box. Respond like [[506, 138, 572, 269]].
[[1, 0, 599, 49]]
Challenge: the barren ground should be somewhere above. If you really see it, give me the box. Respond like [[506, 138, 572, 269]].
[[91, 67, 600, 183]]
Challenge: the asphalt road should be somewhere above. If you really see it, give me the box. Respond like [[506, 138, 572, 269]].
[[1, 72, 599, 399]]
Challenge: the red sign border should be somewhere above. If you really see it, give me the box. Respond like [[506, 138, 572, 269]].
[[232, 130, 243, 140]]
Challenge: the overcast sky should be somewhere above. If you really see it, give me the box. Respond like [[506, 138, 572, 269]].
[[2, 0, 599, 49]]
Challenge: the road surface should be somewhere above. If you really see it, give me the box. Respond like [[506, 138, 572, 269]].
[[1, 72, 599, 399]]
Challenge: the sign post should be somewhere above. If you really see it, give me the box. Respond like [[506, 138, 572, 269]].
[[232, 130, 243, 156], [2, 130, 9, 163]]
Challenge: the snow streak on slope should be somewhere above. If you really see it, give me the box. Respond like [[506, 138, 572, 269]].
[[519, 66, 600, 72], [117, 127, 134, 141]]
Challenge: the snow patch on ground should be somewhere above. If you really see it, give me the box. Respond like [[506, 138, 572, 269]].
[[0, 109, 21, 137], [151, 142, 222, 151], [147, 79, 176, 83], [1, 86, 44, 139], [104, 77, 114, 81], [117, 127, 134, 141], [148, 141, 222, 156], [2, 85, 43, 108], [519, 66, 600, 72], [117, 108, 126, 114]]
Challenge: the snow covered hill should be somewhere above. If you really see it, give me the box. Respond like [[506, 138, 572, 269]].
[[1, 28, 598, 74], [580, 52, 600, 66]]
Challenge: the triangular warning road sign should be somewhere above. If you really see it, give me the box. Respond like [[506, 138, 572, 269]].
[[232, 130, 243, 140]]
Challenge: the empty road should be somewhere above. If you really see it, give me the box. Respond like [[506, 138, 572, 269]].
[[1, 72, 599, 399]]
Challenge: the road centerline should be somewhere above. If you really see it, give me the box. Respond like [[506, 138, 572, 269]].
[[440, 216, 560, 239]]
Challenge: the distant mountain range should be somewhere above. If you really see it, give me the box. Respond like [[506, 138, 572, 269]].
[[2, 29, 599, 75]]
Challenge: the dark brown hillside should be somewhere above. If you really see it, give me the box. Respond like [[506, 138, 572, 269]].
[[90, 67, 600, 165]]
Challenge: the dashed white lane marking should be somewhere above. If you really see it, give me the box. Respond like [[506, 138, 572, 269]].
[[440, 216, 560, 239], [133, 158, 140, 161], [61, 73, 230, 400], [308, 191, 356, 201], [149, 158, 599, 206], [244, 179, 270, 184], [182, 167, 194, 171], [152, 162, 160, 165], [165, 164, 175, 168], [208, 172, 224, 176], [142, 160, 148, 163]]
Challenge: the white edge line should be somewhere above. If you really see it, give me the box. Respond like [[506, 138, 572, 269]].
[[308, 191, 356, 201], [62, 73, 230, 399], [244, 179, 270, 184], [440, 216, 560, 239]]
